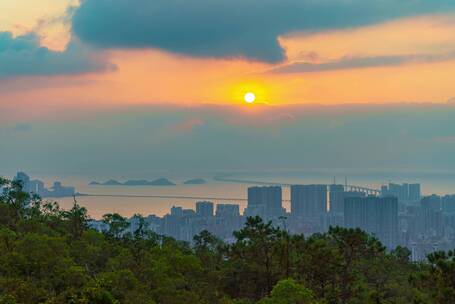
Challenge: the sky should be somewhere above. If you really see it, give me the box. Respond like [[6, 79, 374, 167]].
[[1, 0, 455, 176]]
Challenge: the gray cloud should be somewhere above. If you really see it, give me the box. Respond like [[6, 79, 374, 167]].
[[270, 53, 455, 73], [0, 32, 115, 78], [72, 0, 455, 62], [2, 103, 455, 175]]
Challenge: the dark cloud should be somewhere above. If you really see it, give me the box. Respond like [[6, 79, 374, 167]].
[[72, 0, 455, 62], [0, 32, 115, 78], [269, 53, 455, 73]]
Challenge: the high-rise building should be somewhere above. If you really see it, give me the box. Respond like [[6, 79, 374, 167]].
[[344, 196, 398, 249], [408, 184, 421, 201], [29, 180, 45, 195], [344, 197, 367, 230], [382, 182, 420, 202], [196, 201, 214, 218], [15, 172, 31, 192], [329, 184, 344, 214], [442, 195, 455, 213], [386, 183, 408, 201], [12, 172, 76, 198], [401, 183, 409, 201], [216, 204, 240, 217], [381, 185, 388, 195], [421, 195, 441, 211], [418, 197, 443, 238], [330, 189, 366, 215], [246, 186, 283, 219], [170, 206, 183, 217], [291, 185, 327, 219], [51, 181, 75, 197]]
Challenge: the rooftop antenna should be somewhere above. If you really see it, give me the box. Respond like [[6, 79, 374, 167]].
[[333, 176, 336, 185], [345, 177, 348, 189]]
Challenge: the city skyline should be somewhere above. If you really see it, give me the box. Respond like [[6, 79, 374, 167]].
[[6, 171, 455, 262], [78, 180, 455, 261]]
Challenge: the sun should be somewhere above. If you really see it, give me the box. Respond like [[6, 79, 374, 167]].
[[244, 92, 256, 103]]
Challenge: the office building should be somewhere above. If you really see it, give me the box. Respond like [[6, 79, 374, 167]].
[[216, 204, 240, 217], [14, 172, 75, 198], [408, 184, 421, 201], [171, 206, 183, 217], [245, 186, 283, 219], [15, 172, 31, 192], [196, 201, 214, 217], [442, 195, 455, 213], [329, 184, 344, 214], [291, 185, 327, 219], [382, 182, 421, 202], [329, 184, 366, 214], [421, 195, 441, 211], [344, 196, 398, 249]]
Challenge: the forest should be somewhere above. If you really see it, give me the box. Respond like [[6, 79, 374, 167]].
[[0, 177, 454, 304]]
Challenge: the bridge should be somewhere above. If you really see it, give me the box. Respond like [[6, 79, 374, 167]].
[[213, 175, 381, 196]]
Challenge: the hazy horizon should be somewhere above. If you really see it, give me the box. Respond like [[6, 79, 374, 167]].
[[2, 103, 455, 177]]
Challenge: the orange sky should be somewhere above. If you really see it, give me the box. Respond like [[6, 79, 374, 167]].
[[1, 2, 455, 108]]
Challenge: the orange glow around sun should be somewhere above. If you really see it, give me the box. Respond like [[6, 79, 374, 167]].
[[221, 79, 282, 105]]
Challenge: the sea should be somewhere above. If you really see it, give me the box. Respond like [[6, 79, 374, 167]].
[[4, 170, 454, 219]]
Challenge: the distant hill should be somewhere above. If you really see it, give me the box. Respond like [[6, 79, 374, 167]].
[[102, 180, 123, 186], [150, 178, 176, 186], [183, 178, 207, 185], [89, 178, 176, 186], [123, 180, 153, 186]]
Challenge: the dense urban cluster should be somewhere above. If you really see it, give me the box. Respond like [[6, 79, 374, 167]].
[[15, 172, 75, 198], [87, 180, 455, 261], [3, 176, 455, 304]]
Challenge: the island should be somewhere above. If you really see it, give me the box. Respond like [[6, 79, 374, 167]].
[[89, 178, 176, 186], [149, 178, 176, 186], [103, 179, 123, 186], [183, 178, 207, 185]]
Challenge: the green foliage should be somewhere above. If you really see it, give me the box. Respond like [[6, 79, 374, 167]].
[[0, 178, 451, 303], [102, 213, 130, 239], [259, 279, 316, 304]]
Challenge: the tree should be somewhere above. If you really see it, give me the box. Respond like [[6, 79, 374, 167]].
[[132, 213, 149, 240], [296, 234, 340, 300], [102, 213, 130, 239], [0, 178, 30, 227], [225, 216, 283, 300], [412, 250, 455, 303], [62, 199, 90, 240], [328, 226, 384, 303], [259, 279, 317, 304]]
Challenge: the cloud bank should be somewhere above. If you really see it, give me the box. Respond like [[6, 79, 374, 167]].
[[270, 53, 455, 73], [72, 0, 455, 62], [0, 32, 115, 78], [2, 103, 455, 175]]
